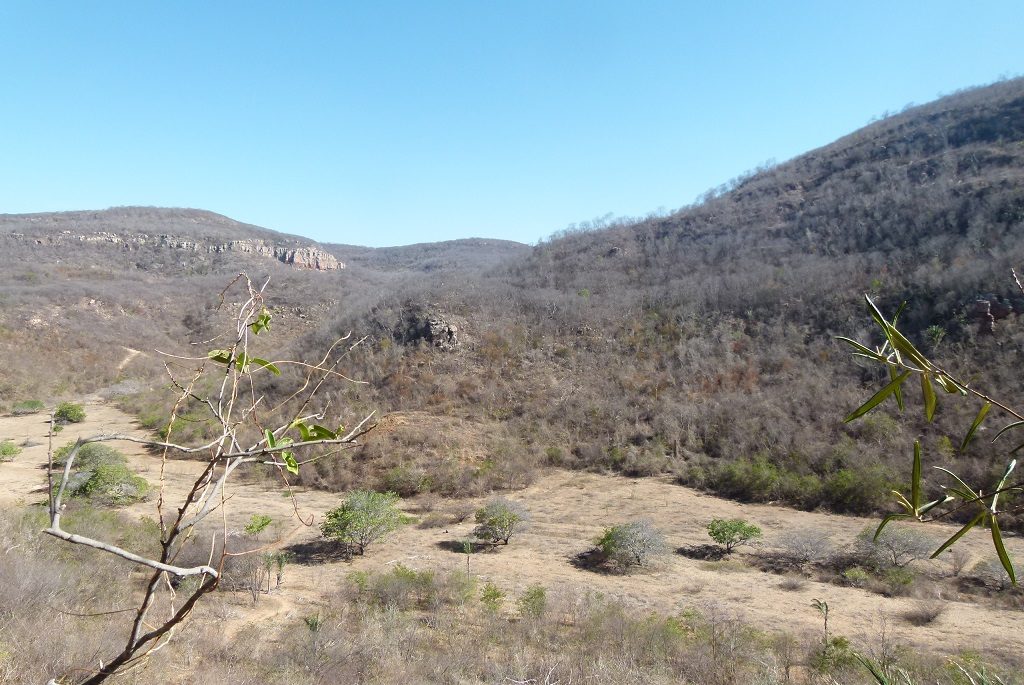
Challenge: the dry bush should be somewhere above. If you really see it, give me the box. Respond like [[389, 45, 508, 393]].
[[778, 575, 807, 591], [776, 528, 834, 568], [902, 599, 946, 626]]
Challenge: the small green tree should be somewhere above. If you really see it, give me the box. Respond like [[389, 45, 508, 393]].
[[321, 490, 403, 555], [54, 402, 86, 424], [472, 498, 529, 544], [596, 519, 666, 567], [707, 518, 762, 553]]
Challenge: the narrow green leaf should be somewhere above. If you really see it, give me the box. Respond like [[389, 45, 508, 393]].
[[911, 441, 922, 511], [889, 365, 905, 411], [835, 336, 885, 360], [874, 513, 912, 541], [844, 371, 911, 423], [921, 373, 937, 422], [992, 420, 1024, 443], [960, 402, 992, 453], [887, 326, 930, 369], [931, 510, 986, 559], [890, 301, 907, 325], [990, 459, 1018, 513], [864, 295, 891, 333], [991, 517, 1017, 585], [891, 491, 913, 512], [264, 429, 276, 449], [935, 374, 960, 394], [918, 495, 953, 516], [933, 466, 979, 500], [283, 451, 299, 475], [248, 357, 281, 375], [295, 421, 312, 442], [855, 654, 890, 685]]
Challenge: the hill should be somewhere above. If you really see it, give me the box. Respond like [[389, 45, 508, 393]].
[[289, 77, 1024, 520], [3, 78, 1024, 522]]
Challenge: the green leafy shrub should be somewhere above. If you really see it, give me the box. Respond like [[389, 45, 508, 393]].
[[472, 498, 529, 544], [62, 463, 149, 506], [10, 400, 45, 416], [841, 566, 870, 587], [54, 402, 86, 424], [53, 442, 127, 469], [321, 490, 403, 555], [0, 441, 21, 462], [481, 581, 504, 612], [517, 584, 547, 619], [707, 518, 762, 553]]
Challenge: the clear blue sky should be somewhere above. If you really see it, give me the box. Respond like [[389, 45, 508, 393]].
[[0, 2, 1020, 247]]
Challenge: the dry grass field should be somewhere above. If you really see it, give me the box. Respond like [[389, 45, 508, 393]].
[[2, 399, 1022, 684]]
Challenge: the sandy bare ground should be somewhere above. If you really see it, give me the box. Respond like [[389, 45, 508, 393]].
[[2, 401, 1022, 663]]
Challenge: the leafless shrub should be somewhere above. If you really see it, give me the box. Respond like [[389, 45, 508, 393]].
[[776, 528, 833, 567], [902, 599, 946, 626], [778, 574, 807, 591]]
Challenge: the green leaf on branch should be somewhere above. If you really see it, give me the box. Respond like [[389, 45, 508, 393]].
[[874, 513, 912, 541], [921, 373, 936, 421], [234, 354, 280, 375], [250, 310, 272, 335], [283, 451, 299, 475], [911, 441, 921, 510], [961, 402, 992, 453], [931, 509, 986, 559], [844, 371, 911, 423], [207, 349, 233, 365], [991, 517, 1017, 585], [889, 366, 905, 411]]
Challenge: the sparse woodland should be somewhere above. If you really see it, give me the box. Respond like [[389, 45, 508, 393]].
[[1, 78, 1024, 682]]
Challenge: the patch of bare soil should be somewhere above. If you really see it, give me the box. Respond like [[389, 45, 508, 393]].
[[2, 402, 1022, 664]]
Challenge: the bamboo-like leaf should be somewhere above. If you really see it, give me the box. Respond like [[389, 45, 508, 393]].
[[891, 301, 907, 325], [933, 466, 979, 500], [921, 373, 937, 422], [889, 365, 905, 411], [874, 513, 912, 541], [844, 371, 911, 423], [886, 325, 930, 369], [918, 495, 953, 516], [935, 374, 961, 394], [836, 336, 886, 360], [960, 402, 992, 453], [911, 441, 921, 510], [991, 420, 1024, 443], [855, 654, 891, 685], [891, 490, 913, 512], [990, 516, 1017, 585], [990, 459, 1018, 513], [864, 295, 890, 333], [931, 509, 986, 558], [248, 357, 281, 375]]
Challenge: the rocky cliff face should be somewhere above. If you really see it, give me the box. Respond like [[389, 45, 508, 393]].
[[4, 230, 343, 271]]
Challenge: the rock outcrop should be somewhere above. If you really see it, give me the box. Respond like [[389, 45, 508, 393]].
[[5, 230, 344, 271]]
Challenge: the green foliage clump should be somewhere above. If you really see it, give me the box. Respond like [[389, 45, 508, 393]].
[[63, 463, 149, 506], [472, 498, 529, 545], [517, 584, 547, 619], [480, 581, 504, 612], [707, 518, 762, 553], [54, 402, 86, 424], [11, 399, 45, 416], [0, 441, 21, 462], [321, 490, 403, 555], [596, 519, 666, 568], [53, 442, 126, 469], [245, 514, 273, 537]]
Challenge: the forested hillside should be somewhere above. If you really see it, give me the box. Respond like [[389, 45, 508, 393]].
[[4, 78, 1024, 522], [291, 78, 1024, 521]]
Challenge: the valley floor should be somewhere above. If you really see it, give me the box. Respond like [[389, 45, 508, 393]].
[[2, 400, 1022, 677]]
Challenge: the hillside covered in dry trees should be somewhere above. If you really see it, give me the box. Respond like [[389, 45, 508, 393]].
[[3, 78, 1024, 520]]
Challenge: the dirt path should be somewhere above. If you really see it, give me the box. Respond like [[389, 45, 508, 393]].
[[2, 402, 1022, 662]]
